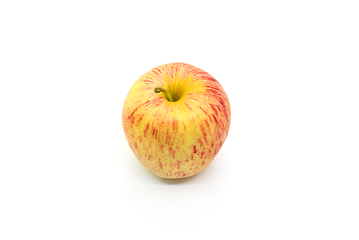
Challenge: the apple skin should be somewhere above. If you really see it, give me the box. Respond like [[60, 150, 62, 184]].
[[122, 62, 230, 179]]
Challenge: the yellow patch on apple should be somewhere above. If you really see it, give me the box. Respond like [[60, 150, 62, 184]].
[[122, 62, 231, 179]]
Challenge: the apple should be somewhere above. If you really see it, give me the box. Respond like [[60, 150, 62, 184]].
[[122, 62, 231, 179]]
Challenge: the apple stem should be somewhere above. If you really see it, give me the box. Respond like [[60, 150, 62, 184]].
[[154, 87, 173, 102]]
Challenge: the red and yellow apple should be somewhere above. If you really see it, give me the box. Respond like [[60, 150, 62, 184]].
[[122, 62, 231, 179]]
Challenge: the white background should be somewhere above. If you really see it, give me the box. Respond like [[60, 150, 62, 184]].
[[1, 0, 358, 239]]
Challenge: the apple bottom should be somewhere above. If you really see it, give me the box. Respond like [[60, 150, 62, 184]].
[[126, 131, 224, 179]]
